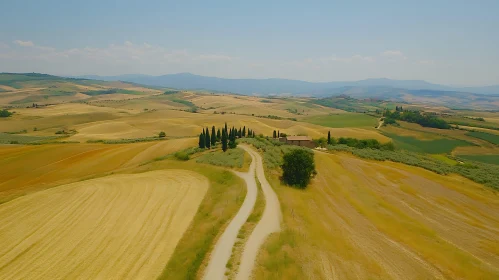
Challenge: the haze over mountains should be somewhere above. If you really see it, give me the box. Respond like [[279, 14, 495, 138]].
[[79, 73, 499, 96]]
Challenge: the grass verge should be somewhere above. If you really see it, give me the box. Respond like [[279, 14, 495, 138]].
[[152, 160, 246, 280]]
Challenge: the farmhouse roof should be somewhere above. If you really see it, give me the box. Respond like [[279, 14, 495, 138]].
[[286, 136, 312, 141]]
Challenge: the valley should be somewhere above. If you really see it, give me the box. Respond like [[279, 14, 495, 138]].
[[0, 73, 498, 279]]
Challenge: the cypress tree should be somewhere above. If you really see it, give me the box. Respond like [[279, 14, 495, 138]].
[[242, 126, 246, 137], [199, 133, 205, 148], [278, 130, 280, 138], [238, 128, 242, 138], [327, 131, 331, 144], [205, 128, 211, 149], [221, 129, 228, 152], [273, 130, 276, 138], [225, 123, 228, 134], [211, 126, 216, 146], [217, 128, 221, 142]]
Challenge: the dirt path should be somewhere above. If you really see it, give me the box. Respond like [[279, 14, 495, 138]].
[[236, 145, 282, 280], [376, 118, 384, 129], [202, 147, 258, 280]]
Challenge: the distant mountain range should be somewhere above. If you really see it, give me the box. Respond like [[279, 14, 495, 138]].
[[77, 73, 499, 96]]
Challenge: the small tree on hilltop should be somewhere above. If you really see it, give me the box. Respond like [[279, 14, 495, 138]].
[[281, 149, 316, 189], [205, 127, 211, 149]]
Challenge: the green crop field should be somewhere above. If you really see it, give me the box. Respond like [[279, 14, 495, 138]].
[[458, 154, 499, 165], [0, 132, 56, 144], [303, 113, 378, 128], [383, 132, 473, 154], [466, 131, 499, 145], [195, 148, 245, 168]]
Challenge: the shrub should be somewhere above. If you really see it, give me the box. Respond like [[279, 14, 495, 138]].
[[174, 151, 190, 161], [281, 149, 316, 189], [0, 109, 13, 118], [159, 131, 166, 138]]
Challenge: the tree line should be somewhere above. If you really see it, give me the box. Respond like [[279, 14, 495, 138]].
[[272, 130, 287, 139], [383, 109, 450, 129], [198, 123, 256, 152], [312, 131, 394, 150]]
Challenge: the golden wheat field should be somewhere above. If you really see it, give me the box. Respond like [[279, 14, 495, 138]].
[[0, 138, 196, 202], [0, 170, 208, 279]]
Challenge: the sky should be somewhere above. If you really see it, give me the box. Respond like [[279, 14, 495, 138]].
[[0, 0, 498, 86]]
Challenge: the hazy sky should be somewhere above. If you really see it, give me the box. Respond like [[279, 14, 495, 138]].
[[1, 0, 498, 86]]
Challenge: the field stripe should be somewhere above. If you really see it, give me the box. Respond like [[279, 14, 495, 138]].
[[0, 170, 208, 279]]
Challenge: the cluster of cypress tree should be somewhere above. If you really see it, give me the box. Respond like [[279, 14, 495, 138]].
[[272, 130, 281, 139], [198, 123, 256, 152]]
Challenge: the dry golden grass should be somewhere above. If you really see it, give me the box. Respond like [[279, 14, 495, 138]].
[[64, 108, 388, 141], [0, 170, 208, 279], [254, 151, 499, 279], [0, 138, 196, 203]]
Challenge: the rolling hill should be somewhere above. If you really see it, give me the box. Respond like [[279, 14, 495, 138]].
[[76, 73, 499, 96]]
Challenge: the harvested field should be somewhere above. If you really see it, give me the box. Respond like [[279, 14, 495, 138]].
[[255, 151, 499, 279], [0, 170, 208, 279], [0, 138, 196, 202]]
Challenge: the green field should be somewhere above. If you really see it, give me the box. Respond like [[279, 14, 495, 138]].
[[0, 132, 56, 144], [458, 154, 499, 165], [466, 131, 499, 145], [383, 132, 472, 154], [303, 113, 378, 128], [196, 148, 245, 168]]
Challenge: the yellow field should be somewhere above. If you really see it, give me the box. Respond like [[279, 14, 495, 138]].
[[255, 151, 499, 279], [0, 170, 208, 279], [0, 138, 196, 202]]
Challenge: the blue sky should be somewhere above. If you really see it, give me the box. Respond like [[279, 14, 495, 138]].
[[1, 0, 498, 86]]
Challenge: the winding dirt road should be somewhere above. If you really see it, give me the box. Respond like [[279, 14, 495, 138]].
[[236, 145, 282, 280], [202, 147, 258, 280], [203, 145, 282, 280]]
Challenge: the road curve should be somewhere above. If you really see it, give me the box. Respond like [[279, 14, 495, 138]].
[[236, 145, 282, 280], [202, 147, 258, 280]]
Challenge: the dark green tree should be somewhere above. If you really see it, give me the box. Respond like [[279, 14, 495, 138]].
[[199, 132, 205, 148], [217, 128, 221, 142], [238, 128, 242, 138], [281, 149, 316, 188], [211, 126, 216, 146], [327, 131, 331, 144], [159, 131, 166, 138], [222, 129, 228, 151], [205, 128, 211, 149], [273, 130, 277, 138], [242, 126, 246, 137], [278, 130, 280, 138]]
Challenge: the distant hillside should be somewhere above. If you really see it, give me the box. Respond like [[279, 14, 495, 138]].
[[76, 73, 498, 96], [0, 73, 161, 106]]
